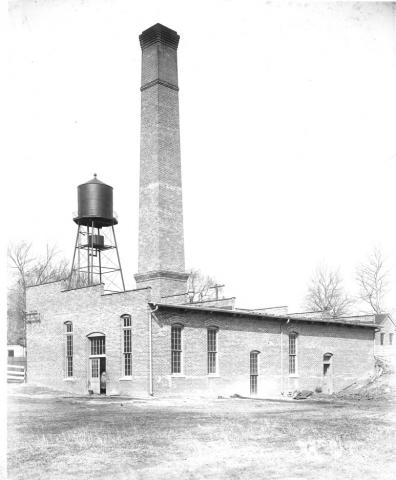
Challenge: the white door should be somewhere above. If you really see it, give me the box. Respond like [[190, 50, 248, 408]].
[[90, 358, 100, 394]]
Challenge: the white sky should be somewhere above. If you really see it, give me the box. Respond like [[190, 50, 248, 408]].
[[7, 0, 396, 313]]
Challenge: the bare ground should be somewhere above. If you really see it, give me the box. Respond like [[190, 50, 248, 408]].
[[7, 384, 396, 480]]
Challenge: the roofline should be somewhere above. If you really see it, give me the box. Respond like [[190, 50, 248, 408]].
[[240, 305, 288, 311], [288, 310, 328, 315], [333, 314, 376, 320], [101, 286, 151, 296], [181, 297, 236, 305], [150, 303, 378, 329], [26, 278, 68, 289]]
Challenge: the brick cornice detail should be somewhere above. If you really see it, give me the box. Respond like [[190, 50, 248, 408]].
[[140, 79, 179, 92], [139, 23, 180, 50], [135, 270, 190, 282]]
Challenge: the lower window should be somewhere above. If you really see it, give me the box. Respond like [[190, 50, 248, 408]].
[[207, 328, 218, 374], [250, 351, 259, 395], [171, 325, 182, 374], [124, 353, 132, 377]]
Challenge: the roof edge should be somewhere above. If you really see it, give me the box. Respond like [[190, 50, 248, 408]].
[[150, 303, 378, 329]]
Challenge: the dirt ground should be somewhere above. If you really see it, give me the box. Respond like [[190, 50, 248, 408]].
[[7, 384, 396, 480]]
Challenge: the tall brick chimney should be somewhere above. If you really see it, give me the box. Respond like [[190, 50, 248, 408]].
[[134, 24, 189, 300]]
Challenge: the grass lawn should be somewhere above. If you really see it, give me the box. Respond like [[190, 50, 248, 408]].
[[7, 384, 396, 480]]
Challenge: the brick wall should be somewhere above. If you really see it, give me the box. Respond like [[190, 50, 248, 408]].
[[135, 273, 188, 300], [151, 309, 375, 397], [26, 281, 152, 396], [26, 282, 375, 398]]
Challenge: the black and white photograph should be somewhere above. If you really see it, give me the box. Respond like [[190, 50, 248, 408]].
[[4, 1, 396, 479]]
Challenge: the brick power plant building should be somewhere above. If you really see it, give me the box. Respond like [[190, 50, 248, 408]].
[[26, 24, 378, 398]]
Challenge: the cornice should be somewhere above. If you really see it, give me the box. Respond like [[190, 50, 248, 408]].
[[139, 23, 180, 50], [140, 79, 179, 92], [135, 270, 190, 282]]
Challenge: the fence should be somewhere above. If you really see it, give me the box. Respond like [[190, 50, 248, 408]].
[[7, 364, 26, 383], [7, 356, 27, 368]]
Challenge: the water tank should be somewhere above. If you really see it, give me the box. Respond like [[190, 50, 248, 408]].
[[73, 175, 117, 227], [88, 234, 105, 249]]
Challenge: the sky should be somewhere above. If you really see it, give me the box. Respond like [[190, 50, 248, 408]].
[[6, 0, 396, 313]]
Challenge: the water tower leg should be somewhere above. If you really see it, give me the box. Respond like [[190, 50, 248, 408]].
[[68, 223, 81, 289], [90, 221, 95, 285], [112, 225, 125, 292], [99, 248, 102, 285]]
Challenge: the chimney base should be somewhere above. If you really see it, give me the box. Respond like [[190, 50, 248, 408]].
[[135, 270, 189, 302]]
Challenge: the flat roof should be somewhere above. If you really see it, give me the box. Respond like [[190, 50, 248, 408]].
[[151, 303, 378, 329]]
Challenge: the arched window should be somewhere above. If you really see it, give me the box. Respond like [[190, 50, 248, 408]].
[[288, 332, 298, 375], [121, 315, 132, 377], [207, 327, 219, 375], [250, 350, 260, 395], [64, 322, 73, 378], [323, 352, 333, 394], [171, 324, 183, 374], [323, 352, 333, 362]]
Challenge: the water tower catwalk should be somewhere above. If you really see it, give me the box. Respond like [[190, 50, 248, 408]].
[[68, 175, 125, 293]]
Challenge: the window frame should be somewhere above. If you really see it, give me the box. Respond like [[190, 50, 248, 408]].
[[207, 327, 219, 376], [288, 332, 298, 376], [121, 315, 132, 378], [389, 333, 393, 346], [64, 322, 74, 378], [250, 350, 260, 395], [171, 324, 184, 376], [90, 336, 105, 356], [380, 332, 385, 346]]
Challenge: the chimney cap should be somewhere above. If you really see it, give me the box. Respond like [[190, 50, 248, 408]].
[[139, 23, 180, 50]]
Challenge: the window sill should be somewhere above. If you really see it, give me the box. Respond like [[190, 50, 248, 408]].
[[119, 377, 133, 381], [63, 378, 77, 382], [207, 374, 220, 378], [288, 374, 300, 378], [171, 374, 185, 378]]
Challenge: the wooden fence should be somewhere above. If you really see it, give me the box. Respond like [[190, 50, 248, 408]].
[[7, 364, 26, 383]]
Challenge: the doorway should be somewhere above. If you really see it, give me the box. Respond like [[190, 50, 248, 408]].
[[88, 334, 106, 394], [89, 357, 106, 394], [322, 353, 333, 394]]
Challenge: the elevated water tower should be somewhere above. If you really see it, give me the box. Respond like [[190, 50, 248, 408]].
[[67, 174, 125, 293]]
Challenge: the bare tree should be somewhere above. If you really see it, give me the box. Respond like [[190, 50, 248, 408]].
[[7, 242, 70, 345], [305, 265, 353, 317], [187, 269, 219, 303], [7, 287, 25, 346], [8, 242, 69, 289], [356, 248, 389, 314]]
